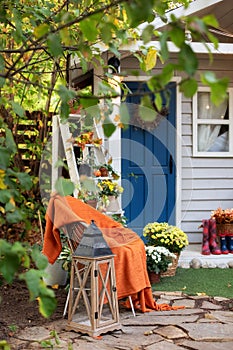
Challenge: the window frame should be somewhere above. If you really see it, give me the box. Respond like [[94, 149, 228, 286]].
[[192, 86, 233, 157]]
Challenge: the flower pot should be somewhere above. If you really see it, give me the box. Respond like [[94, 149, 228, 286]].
[[86, 199, 98, 208], [148, 271, 161, 284], [106, 196, 120, 212], [160, 253, 180, 277], [216, 223, 233, 236]]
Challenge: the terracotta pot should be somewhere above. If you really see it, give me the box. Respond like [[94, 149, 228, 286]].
[[148, 271, 161, 284], [86, 199, 97, 208]]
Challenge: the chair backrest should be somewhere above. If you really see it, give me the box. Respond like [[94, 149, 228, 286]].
[[62, 221, 88, 253]]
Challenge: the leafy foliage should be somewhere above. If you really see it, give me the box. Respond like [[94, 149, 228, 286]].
[[0, 240, 56, 318]]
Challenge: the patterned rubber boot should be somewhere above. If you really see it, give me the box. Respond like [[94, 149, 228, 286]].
[[201, 219, 210, 255], [209, 219, 221, 255], [220, 236, 229, 254], [226, 236, 233, 253]]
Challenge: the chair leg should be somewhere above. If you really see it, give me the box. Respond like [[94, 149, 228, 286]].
[[128, 296, 136, 317], [63, 289, 70, 317]]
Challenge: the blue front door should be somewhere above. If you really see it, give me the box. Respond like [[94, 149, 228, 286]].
[[121, 82, 176, 237]]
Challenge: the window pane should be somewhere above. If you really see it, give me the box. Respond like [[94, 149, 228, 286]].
[[198, 124, 229, 152], [198, 92, 229, 120]]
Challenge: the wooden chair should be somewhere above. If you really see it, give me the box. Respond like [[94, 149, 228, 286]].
[[62, 220, 135, 317]]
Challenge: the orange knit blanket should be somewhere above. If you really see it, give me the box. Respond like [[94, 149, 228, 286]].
[[42, 194, 183, 312]]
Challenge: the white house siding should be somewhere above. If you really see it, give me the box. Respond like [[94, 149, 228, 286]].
[[121, 54, 233, 243], [181, 54, 233, 243]]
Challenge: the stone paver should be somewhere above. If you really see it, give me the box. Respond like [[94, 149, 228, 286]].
[[209, 310, 233, 323], [122, 314, 199, 326], [16, 326, 51, 341], [201, 300, 223, 310], [180, 340, 233, 350], [181, 323, 233, 341], [154, 325, 188, 339], [103, 326, 163, 348], [147, 340, 183, 350], [8, 292, 233, 350], [172, 298, 196, 308]]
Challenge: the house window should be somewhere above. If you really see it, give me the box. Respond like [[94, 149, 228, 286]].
[[193, 87, 233, 156]]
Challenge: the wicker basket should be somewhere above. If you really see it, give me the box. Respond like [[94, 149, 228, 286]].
[[160, 253, 180, 278], [216, 223, 233, 236]]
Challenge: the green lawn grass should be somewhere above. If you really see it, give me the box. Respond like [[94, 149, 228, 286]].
[[152, 268, 233, 298]]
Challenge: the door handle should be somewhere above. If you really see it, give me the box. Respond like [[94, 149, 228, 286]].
[[169, 155, 173, 174]]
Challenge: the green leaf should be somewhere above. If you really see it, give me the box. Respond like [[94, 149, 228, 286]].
[[5, 128, 17, 154], [170, 26, 185, 48], [201, 72, 229, 105], [58, 85, 76, 119], [58, 85, 76, 103], [160, 64, 174, 86], [80, 19, 98, 41], [210, 80, 229, 106], [79, 97, 99, 109], [103, 118, 116, 137], [0, 189, 12, 203], [141, 25, 154, 44], [101, 23, 113, 44], [154, 93, 162, 112], [0, 240, 21, 283], [178, 44, 198, 76], [139, 96, 156, 122], [11, 101, 25, 118], [6, 209, 25, 223], [0, 77, 5, 88], [0, 147, 10, 170], [202, 14, 219, 28], [120, 104, 130, 128], [22, 269, 41, 300], [81, 178, 97, 193], [201, 71, 217, 84], [38, 292, 57, 318], [21, 272, 56, 317], [34, 23, 50, 39], [160, 31, 169, 61], [55, 177, 75, 196], [147, 76, 161, 92], [31, 246, 48, 270], [0, 54, 5, 71], [180, 78, 198, 98], [16, 172, 33, 191], [60, 101, 70, 119], [206, 31, 219, 50], [47, 34, 63, 57], [124, 0, 155, 27]]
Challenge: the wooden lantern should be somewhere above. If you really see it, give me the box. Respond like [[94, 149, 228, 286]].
[[66, 220, 121, 337]]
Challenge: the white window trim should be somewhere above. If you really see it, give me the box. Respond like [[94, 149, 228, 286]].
[[193, 86, 233, 157]]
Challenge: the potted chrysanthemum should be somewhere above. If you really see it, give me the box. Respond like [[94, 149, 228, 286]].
[[97, 179, 124, 212], [143, 222, 189, 277], [145, 246, 176, 283]]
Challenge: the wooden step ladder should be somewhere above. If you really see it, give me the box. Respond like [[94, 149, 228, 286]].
[[51, 114, 122, 214]]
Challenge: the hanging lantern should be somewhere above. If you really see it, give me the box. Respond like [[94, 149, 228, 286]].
[[66, 220, 121, 337]]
